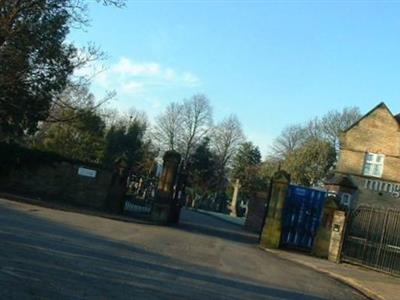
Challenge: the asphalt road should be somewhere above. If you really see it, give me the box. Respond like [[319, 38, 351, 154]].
[[0, 199, 365, 300]]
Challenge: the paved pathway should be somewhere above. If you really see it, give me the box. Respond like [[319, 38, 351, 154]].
[[0, 198, 365, 299]]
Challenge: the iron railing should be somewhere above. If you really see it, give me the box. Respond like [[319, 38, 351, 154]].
[[342, 206, 400, 275], [124, 196, 152, 215]]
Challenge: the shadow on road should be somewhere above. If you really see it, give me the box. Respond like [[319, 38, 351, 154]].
[[0, 203, 325, 300], [178, 209, 258, 245]]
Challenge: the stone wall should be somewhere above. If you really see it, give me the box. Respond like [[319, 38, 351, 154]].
[[0, 145, 125, 211]]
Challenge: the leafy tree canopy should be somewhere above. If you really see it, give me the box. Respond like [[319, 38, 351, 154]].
[[0, 0, 124, 141], [283, 137, 336, 186], [231, 141, 262, 199]]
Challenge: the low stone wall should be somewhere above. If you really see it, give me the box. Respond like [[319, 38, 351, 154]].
[[0, 144, 126, 211]]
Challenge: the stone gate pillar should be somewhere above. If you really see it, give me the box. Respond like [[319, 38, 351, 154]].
[[151, 150, 181, 224], [259, 170, 290, 249], [169, 164, 186, 224], [312, 196, 339, 258], [328, 210, 347, 263]]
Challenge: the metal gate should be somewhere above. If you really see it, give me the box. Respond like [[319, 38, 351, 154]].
[[124, 176, 157, 217], [342, 206, 400, 275], [281, 185, 326, 251]]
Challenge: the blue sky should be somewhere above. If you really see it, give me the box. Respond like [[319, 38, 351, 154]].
[[70, 1, 400, 156]]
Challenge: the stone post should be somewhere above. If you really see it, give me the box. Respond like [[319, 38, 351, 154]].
[[105, 161, 129, 214], [259, 170, 290, 249], [230, 179, 241, 217], [328, 210, 347, 263], [312, 196, 338, 258], [169, 165, 186, 224], [150, 150, 181, 224]]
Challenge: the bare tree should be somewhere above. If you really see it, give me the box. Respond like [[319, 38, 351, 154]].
[[211, 114, 244, 170], [179, 94, 213, 164], [304, 117, 323, 139], [210, 115, 244, 193], [320, 107, 361, 150], [47, 83, 116, 123], [268, 106, 362, 186], [272, 124, 306, 158], [152, 102, 183, 152]]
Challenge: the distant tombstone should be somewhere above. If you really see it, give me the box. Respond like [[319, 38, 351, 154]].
[[230, 179, 241, 217]]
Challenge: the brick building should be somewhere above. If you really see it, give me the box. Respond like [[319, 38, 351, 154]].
[[326, 102, 400, 209]]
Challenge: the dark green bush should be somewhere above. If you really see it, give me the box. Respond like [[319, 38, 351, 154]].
[[0, 142, 104, 174]]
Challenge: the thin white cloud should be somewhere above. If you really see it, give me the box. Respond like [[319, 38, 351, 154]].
[[83, 57, 201, 123], [164, 68, 176, 80], [182, 72, 200, 85], [95, 71, 111, 89], [113, 57, 161, 76], [120, 81, 144, 94], [91, 57, 200, 97]]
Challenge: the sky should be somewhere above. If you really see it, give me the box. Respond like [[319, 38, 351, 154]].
[[69, 1, 400, 157]]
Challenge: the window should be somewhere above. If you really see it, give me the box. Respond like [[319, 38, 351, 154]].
[[363, 153, 385, 177], [341, 193, 352, 207]]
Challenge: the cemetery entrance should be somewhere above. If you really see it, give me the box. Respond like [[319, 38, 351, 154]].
[[281, 185, 327, 251], [124, 175, 157, 217]]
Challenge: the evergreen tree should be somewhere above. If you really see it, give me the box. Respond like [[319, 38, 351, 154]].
[[187, 138, 218, 195], [231, 142, 262, 199]]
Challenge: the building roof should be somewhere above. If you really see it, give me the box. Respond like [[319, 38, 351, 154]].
[[343, 102, 398, 133], [325, 175, 358, 190], [395, 113, 400, 125]]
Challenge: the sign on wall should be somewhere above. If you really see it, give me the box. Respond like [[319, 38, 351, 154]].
[[78, 167, 97, 178], [364, 179, 400, 198]]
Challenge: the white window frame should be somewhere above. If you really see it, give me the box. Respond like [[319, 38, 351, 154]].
[[362, 152, 385, 178], [341, 193, 352, 207]]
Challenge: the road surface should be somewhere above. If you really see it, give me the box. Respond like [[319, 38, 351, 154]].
[[0, 198, 365, 299]]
